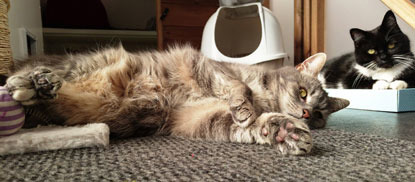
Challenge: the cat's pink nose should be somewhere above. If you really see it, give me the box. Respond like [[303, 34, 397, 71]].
[[302, 109, 310, 119]]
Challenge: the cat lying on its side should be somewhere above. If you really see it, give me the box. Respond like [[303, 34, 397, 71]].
[[319, 10, 415, 89], [5, 46, 349, 155]]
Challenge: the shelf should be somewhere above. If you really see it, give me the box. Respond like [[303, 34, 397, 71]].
[[43, 28, 157, 41], [42, 28, 157, 54]]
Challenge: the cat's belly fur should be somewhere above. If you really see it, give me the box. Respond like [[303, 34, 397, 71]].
[[47, 61, 224, 137]]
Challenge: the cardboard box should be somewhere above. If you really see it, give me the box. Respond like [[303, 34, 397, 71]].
[[325, 88, 415, 112]]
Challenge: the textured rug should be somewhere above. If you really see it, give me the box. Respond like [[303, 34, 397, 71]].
[[1, 128, 415, 181]]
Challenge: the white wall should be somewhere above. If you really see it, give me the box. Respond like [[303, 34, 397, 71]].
[[8, 0, 44, 60], [270, 0, 294, 66], [326, 0, 415, 59]]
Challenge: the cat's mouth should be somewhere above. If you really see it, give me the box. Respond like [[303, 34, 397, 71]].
[[287, 113, 303, 120]]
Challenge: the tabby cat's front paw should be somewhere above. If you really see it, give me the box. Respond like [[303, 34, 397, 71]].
[[6, 67, 62, 105], [230, 96, 257, 128], [257, 113, 312, 155]]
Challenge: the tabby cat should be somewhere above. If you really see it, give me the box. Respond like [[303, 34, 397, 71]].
[[5, 46, 349, 155], [319, 10, 415, 89]]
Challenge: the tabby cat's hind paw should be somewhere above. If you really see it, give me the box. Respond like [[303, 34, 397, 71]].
[[257, 113, 312, 155], [30, 67, 62, 99], [6, 67, 62, 105], [6, 75, 36, 105]]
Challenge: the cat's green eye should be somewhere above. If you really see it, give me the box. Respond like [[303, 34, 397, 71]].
[[388, 43, 395, 49], [299, 88, 307, 99], [367, 49, 376, 55]]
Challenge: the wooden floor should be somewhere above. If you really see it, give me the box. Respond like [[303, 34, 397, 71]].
[[327, 109, 415, 141]]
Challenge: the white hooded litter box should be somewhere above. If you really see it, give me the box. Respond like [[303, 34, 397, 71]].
[[201, 2, 287, 70]]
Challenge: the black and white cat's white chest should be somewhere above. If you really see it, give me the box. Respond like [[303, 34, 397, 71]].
[[352, 63, 410, 89], [354, 62, 406, 82]]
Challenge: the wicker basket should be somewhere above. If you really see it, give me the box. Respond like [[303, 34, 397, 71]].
[[0, 0, 13, 75]]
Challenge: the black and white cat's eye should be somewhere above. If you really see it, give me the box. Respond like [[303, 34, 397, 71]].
[[299, 88, 307, 99], [388, 43, 395, 49], [367, 49, 376, 55]]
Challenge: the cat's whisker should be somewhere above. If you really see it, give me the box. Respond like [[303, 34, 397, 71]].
[[393, 53, 415, 58], [365, 61, 375, 69], [366, 65, 374, 70], [395, 60, 409, 67], [394, 60, 415, 72], [362, 61, 375, 67], [392, 56, 415, 61], [394, 58, 414, 65], [394, 53, 414, 57], [357, 75, 365, 88], [366, 63, 377, 70], [353, 62, 372, 88], [352, 73, 364, 88], [395, 59, 415, 71]]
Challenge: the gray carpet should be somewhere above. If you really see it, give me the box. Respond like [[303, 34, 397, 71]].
[[1, 128, 415, 181]]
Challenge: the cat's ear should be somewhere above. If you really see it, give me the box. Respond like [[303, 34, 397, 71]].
[[350, 28, 367, 42], [295, 53, 327, 77], [328, 97, 350, 113], [381, 10, 400, 31]]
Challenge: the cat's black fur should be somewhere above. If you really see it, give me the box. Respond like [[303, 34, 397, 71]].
[[320, 11, 415, 89]]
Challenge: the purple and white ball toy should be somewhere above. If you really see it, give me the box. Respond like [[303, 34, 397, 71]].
[[0, 86, 25, 136]]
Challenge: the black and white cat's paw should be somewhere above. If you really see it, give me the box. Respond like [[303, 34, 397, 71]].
[[372, 80, 390, 90], [230, 96, 257, 128], [256, 113, 312, 155], [390, 80, 407, 90], [373, 80, 407, 90], [6, 67, 62, 105]]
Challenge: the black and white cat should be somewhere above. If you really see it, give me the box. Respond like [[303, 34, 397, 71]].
[[319, 10, 415, 90]]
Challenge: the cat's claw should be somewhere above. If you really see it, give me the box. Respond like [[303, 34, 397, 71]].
[[257, 113, 312, 155], [6, 67, 62, 105]]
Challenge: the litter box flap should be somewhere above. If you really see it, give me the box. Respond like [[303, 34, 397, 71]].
[[201, 2, 286, 65]]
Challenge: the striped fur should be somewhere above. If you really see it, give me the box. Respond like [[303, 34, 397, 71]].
[[5, 45, 349, 155]]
